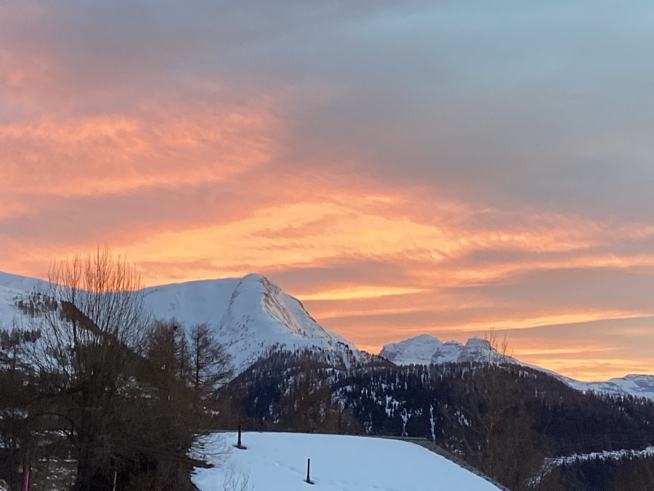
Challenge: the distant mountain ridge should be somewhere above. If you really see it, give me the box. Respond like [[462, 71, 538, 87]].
[[380, 334, 517, 365], [379, 334, 654, 401]]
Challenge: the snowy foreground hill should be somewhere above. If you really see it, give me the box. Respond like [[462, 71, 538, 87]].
[[191, 432, 502, 491]]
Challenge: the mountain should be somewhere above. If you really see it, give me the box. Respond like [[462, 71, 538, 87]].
[[434, 337, 517, 364], [379, 334, 654, 401], [234, 349, 654, 491], [379, 335, 515, 365], [378, 334, 443, 365], [143, 273, 364, 373], [0, 271, 46, 292], [0, 271, 365, 375]]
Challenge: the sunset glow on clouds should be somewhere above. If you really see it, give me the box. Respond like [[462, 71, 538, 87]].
[[1, 1, 654, 381]]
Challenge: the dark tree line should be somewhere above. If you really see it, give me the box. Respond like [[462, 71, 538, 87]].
[[230, 349, 362, 435]]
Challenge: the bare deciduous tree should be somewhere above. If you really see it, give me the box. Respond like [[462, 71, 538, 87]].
[[21, 248, 204, 491], [24, 249, 150, 490]]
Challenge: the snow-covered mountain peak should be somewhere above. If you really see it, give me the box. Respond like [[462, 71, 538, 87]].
[[382, 332, 654, 401], [0, 271, 365, 375], [229, 273, 319, 338], [143, 273, 364, 373], [378, 334, 443, 365], [3, 268, 653, 400], [381, 334, 514, 366]]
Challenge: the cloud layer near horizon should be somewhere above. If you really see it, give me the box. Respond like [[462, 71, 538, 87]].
[[1, 1, 653, 381]]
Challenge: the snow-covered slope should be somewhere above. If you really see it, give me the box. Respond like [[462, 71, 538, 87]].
[[0, 271, 48, 325], [378, 334, 442, 365], [0, 283, 24, 324], [191, 432, 503, 491], [0, 270, 364, 375], [431, 340, 465, 363], [143, 274, 364, 374], [0, 271, 47, 292]]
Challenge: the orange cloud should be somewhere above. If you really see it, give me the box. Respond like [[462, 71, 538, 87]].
[[4, 163, 653, 382], [534, 358, 654, 383], [106, 186, 654, 295], [1, 32, 653, 383], [297, 285, 425, 301], [0, 108, 283, 198]]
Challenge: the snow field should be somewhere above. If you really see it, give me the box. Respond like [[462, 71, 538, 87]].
[[191, 432, 502, 491]]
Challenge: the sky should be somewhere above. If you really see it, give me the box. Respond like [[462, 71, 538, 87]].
[[1, 1, 653, 381]]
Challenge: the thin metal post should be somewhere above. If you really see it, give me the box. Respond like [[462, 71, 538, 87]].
[[235, 424, 246, 449], [305, 458, 313, 484]]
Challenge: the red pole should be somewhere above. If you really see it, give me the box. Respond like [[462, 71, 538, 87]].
[[21, 470, 30, 491]]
